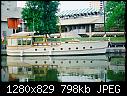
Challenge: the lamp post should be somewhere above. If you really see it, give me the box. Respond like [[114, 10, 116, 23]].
[[33, 12, 35, 32]]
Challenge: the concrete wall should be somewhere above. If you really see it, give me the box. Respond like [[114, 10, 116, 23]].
[[1, 21, 13, 36], [1, 1, 22, 36]]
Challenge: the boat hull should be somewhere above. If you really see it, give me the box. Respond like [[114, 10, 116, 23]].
[[7, 41, 108, 56]]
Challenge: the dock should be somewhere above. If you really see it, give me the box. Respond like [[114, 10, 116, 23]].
[[1, 49, 7, 55], [106, 47, 125, 53]]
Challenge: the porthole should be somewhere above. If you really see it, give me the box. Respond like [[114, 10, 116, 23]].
[[83, 47, 85, 49], [7, 8, 10, 10], [44, 48, 46, 51], [90, 46, 92, 48], [44, 61, 46, 64], [61, 48, 63, 50], [35, 49, 37, 51], [61, 61, 63, 64], [76, 61, 78, 63], [76, 47, 78, 49], [69, 48, 71, 50], [35, 61, 38, 63], [83, 61, 85, 63], [53, 61, 55, 64], [69, 61, 71, 63], [90, 61, 93, 63], [52, 48, 55, 50]]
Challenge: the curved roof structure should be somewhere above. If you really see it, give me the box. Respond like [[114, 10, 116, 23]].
[[57, 8, 102, 17]]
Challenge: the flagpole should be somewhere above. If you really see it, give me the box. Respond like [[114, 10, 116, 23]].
[[104, 1, 106, 36]]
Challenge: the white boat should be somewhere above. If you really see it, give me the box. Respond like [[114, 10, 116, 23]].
[[7, 32, 108, 56]]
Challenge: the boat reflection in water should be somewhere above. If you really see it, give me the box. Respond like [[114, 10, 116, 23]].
[[1, 53, 125, 82]]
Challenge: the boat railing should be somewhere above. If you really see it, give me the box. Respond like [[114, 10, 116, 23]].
[[64, 40, 80, 43]]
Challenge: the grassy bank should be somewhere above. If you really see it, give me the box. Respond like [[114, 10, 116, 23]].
[[48, 36, 125, 42]]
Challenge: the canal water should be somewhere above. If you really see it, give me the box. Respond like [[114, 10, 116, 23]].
[[1, 53, 125, 82]]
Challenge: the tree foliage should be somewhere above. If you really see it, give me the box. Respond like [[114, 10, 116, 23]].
[[22, 1, 60, 35], [105, 1, 125, 31]]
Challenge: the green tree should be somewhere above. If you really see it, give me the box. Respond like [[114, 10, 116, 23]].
[[22, 1, 60, 35], [105, 1, 125, 31]]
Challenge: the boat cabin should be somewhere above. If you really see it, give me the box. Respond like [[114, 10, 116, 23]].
[[7, 32, 62, 48], [7, 32, 46, 47]]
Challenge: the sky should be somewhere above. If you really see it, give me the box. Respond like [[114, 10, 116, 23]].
[[17, 1, 90, 12]]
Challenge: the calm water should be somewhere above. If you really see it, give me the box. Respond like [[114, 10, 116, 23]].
[[1, 53, 125, 82]]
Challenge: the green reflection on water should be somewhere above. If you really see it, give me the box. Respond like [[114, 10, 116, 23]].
[[107, 70, 125, 81], [34, 69, 59, 82]]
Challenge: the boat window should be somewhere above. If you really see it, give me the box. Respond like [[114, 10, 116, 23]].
[[17, 39, 22, 45], [44, 61, 46, 64], [52, 48, 55, 50], [61, 61, 63, 64], [83, 47, 85, 49], [69, 48, 71, 50], [69, 61, 71, 63], [27, 40, 31, 45], [53, 61, 55, 64], [61, 48, 63, 50], [23, 39, 26, 45], [44, 48, 46, 51], [27, 68, 31, 71], [7, 39, 11, 46], [35, 61, 38, 63], [83, 61, 85, 63], [11, 39, 17, 46], [35, 49, 37, 51], [76, 61, 78, 63], [18, 68, 22, 72], [76, 47, 78, 49], [27, 38, 31, 45], [90, 46, 92, 48]]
